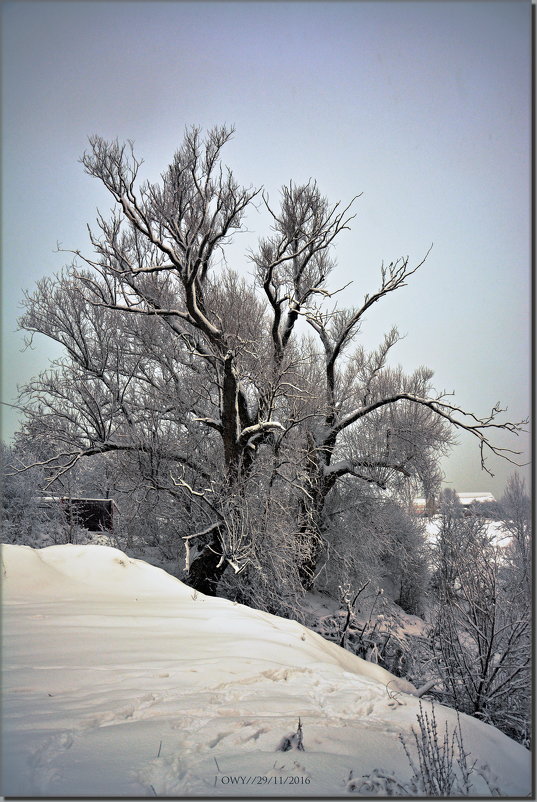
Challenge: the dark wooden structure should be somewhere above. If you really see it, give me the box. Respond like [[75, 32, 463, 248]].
[[37, 497, 116, 532]]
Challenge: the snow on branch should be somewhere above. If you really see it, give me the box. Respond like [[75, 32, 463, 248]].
[[237, 420, 285, 447]]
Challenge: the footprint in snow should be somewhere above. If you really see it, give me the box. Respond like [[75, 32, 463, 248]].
[[208, 731, 230, 749], [79, 692, 160, 730], [28, 730, 75, 793]]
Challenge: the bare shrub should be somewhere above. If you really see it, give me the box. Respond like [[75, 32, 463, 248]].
[[348, 702, 501, 796]]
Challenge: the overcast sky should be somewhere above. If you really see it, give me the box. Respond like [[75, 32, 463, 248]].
[[1, 0, 532, 498]]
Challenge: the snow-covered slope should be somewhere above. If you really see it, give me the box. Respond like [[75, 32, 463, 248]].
[[1, 544, 531, 797]]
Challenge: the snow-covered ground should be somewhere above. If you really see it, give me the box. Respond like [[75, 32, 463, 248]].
[[1, 543, 531, 797], [424, 517, 511, 546]]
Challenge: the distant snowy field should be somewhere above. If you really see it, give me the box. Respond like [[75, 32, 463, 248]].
[[424, 517, 510, 546], [1, 543, 531, 797]]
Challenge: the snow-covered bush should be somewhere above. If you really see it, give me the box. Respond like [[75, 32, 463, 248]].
[[349, 702, 502, 797], [316, 487, 429, 617], [399, 702, 475, 795], [379, 501, 429, 616], [309, 581, 427, 682], [428, 488, 531, 745], [498, 473, 531, 605], [213, 471, 312, 620], [1, 443, 83, 547]]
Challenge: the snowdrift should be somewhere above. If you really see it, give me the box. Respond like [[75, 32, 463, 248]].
[[1, 543, 532, 797]]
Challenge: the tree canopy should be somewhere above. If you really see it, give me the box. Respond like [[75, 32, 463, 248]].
[[14, 125, 526, 610]]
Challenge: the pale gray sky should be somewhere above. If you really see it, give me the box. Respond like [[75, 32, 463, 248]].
[[1, 0, 532, 498]]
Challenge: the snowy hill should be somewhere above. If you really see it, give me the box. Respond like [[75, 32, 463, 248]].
[[1, 543, 531, 797]]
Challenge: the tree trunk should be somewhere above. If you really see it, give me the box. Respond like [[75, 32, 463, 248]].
[[187, 528, 227, 596], [296, 452, 331, 590]]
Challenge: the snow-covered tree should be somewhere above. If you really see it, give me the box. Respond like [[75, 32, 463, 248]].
[[429, 488, 531, 744], [13, 125, 526, 606], [499, 474, 531, 603], [0, 443, 77, 547]]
